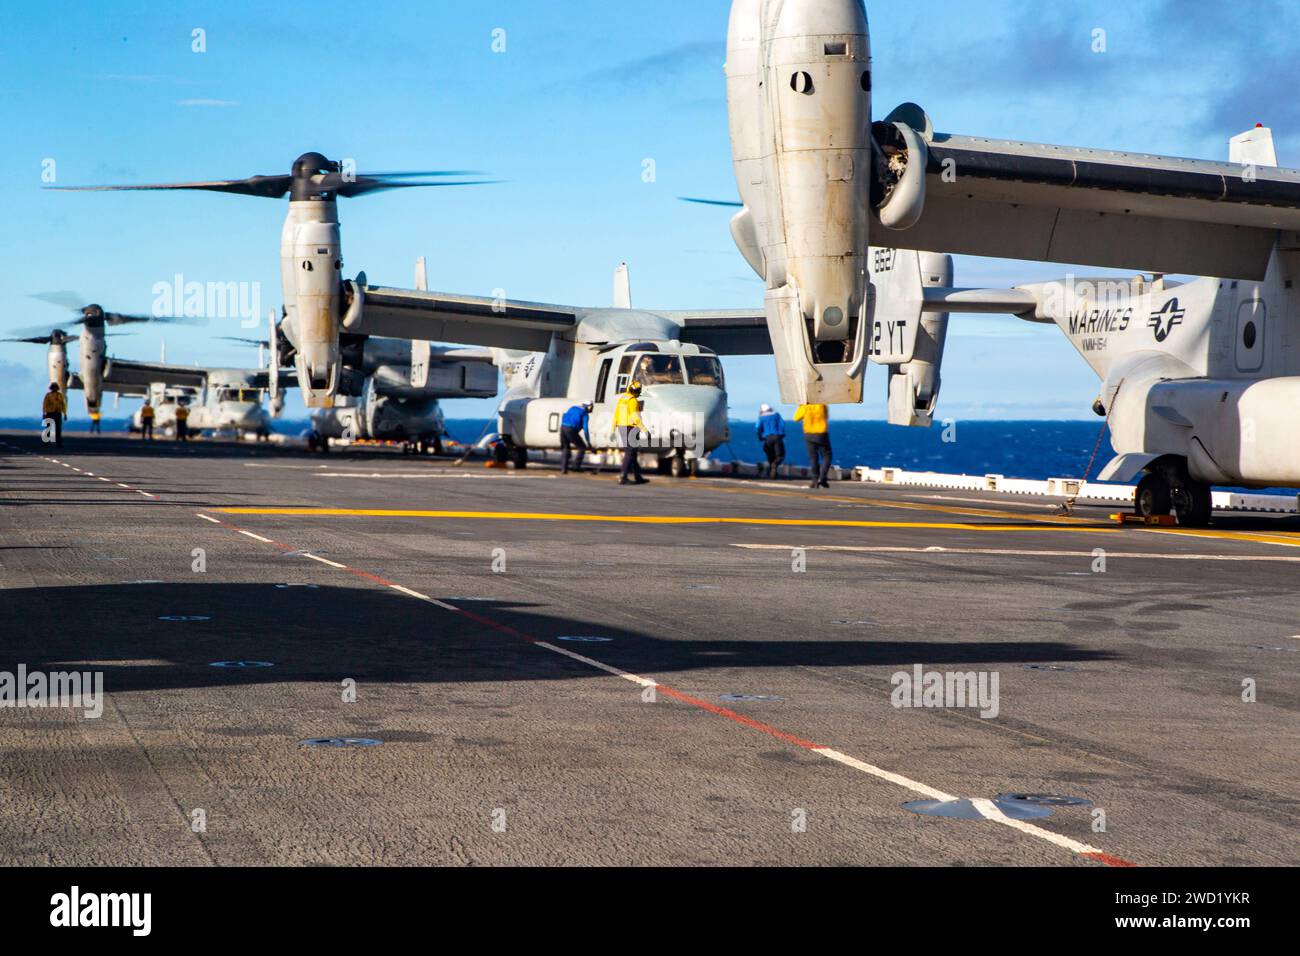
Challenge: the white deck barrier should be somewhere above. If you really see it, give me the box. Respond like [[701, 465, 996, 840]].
[[852, 466, 1300, 515]]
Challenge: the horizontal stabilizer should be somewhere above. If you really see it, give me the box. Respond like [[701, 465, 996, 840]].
[[921, 287, 1041, 318]]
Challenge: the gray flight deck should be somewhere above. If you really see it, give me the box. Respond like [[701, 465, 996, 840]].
[[0, 431, 1297, 866]]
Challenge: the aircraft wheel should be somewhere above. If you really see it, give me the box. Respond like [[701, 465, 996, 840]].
[[510, 445, 528, 469], [656, 457, 671, 476], [670, 456, 688, 479], [689, 459, 699, 478], [1172, 477, 1213, 526], [1134, 472, 1171, 518], [432, 437, 444, 456], [492, 442, 510, 465]]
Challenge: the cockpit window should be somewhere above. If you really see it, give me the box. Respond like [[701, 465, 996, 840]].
[[632, 354, 683, 386], [218, 388, 259, 402], [684, 356, 724, 388]]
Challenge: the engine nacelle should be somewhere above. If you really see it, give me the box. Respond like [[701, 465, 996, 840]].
[[47, 340, 68, 393], [728, 0, 874, 405], [872, 118, 928, 231], [292, 218, 342, 407], [79, 326, 105, 412]]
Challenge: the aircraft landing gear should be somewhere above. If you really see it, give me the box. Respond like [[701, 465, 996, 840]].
[[1134, 472, 1171, 518], [670, 455, 689, 479], [1134, 461, 1212, 526], [1170, 473, 1213, 527]]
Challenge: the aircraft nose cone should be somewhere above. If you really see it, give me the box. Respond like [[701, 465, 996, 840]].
[[226, 403, 263, 429], [642, 385, 729, 456]]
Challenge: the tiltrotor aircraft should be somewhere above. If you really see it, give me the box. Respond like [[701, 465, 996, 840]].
[[885, 126, 1300, 526], [105, 358, 295, 439], [715, 0, 1300, 523], [48, 155, 495, 408], [5, 294, 197, 412], [351, 260, 753, 474], [307, 331, 499, 453]]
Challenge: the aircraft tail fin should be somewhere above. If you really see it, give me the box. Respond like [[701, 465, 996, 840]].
[[1230, 126, 1278, 167], [613, 262, 632, 309], [878, 251, 953, 428], [415, 256, 428, 292]]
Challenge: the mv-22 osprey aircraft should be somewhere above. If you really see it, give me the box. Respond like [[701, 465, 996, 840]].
[[4, 295, 200, 413], [714, 0, 1300, 523], [114, 361, 297, 439], [926, 126, 1300, 525]]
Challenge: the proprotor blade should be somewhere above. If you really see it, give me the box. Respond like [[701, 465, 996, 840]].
[[44, 175, 294, 198], [679, 197, 744, 207], [45, 157, 497, 201]]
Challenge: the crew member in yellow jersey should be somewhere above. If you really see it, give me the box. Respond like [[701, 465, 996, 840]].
[[794, 403, 832, 489], [42, 383, 66, 448], [610, 380, 649, 485], [140, 401, 155, 441]]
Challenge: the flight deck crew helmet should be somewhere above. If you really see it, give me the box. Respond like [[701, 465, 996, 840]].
[[760, 403, 772, 414], [628, 380, 643, 394], [582, 402, 593, 411], [49, 383, 59, 392]]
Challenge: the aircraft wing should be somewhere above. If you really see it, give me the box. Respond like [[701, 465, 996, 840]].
[[354, 284, 580, 352], [243, 368, 299, 391], [881, 114, 1300, 279], [102, 358, 209, 390], [666, 309, 771, 355]]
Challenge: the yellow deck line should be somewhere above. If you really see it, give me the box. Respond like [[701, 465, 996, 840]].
[[216, 506, 1123, 533]]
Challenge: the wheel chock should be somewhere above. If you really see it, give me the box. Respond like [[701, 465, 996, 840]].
[[1111, 513, 1178, 526]]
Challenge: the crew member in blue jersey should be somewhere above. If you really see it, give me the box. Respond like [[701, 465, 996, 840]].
[[756, 403, 786, 478], [560, 401, 593, 474]]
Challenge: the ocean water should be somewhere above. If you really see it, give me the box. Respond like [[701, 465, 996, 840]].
[[444, 418, 1114, 480]]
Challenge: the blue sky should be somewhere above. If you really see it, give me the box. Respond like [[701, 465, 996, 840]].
[[1, 0, 1294, 421]]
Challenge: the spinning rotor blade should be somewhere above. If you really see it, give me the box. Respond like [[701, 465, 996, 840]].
[[46, 155, 497, 200], [679, 197, 744, 208], [100, 312, 208, 327], [28, 291, 87, 311], [330, 176, 501, 198], [45, 175, 295, 198]]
